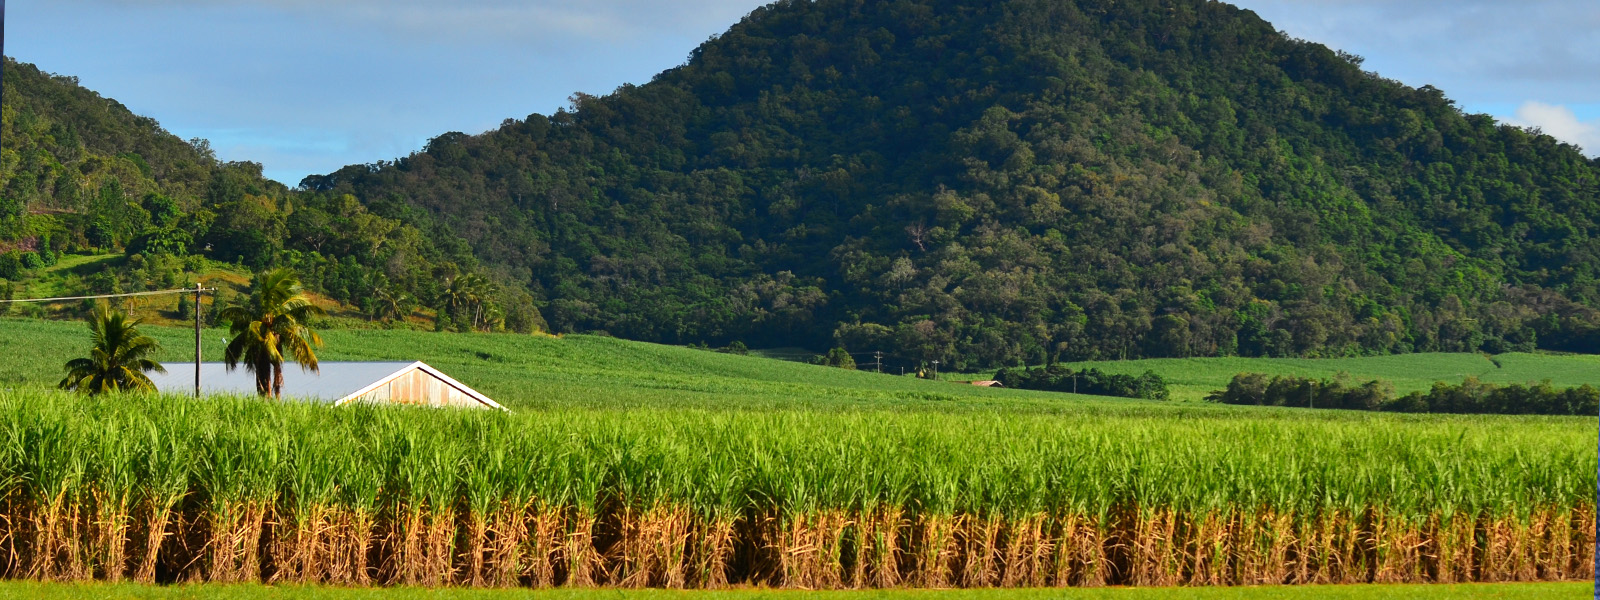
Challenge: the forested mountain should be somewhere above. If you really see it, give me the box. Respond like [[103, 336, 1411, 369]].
[[300, 0, 1600, 367], [0, 59, 544, 332], [6, 0, 1599, 368]]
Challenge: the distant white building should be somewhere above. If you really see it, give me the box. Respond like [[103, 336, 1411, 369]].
[[150, 361, 505, 410]]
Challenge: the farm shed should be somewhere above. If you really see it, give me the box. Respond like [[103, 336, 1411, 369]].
[[970, 380, 1005, 388], [150, 361, 504, 409]]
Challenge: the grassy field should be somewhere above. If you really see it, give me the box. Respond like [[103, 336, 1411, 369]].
[[0, 581, 1587, 599], [959, 353, 1600, 401], [0, 317, 1161, 412], [5, 317, 1600, 409]]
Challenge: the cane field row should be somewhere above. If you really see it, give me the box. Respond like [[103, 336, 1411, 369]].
[[0, 581, 1589, 600], [0, 317, 1595, 590], [0, 391, 1590, 588]]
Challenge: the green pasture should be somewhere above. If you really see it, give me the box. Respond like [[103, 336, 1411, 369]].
[[0, 582, 1586, 599], [5, 317, 1600, 410], [0, 317, 1101, 412], [960, 353, 1600, 401]]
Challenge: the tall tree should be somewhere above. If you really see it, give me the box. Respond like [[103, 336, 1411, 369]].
[[221, 268, 325, 398], [59, 304, 166, 395]]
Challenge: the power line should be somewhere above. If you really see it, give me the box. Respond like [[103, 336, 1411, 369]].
[[0, 288, 213, 304]]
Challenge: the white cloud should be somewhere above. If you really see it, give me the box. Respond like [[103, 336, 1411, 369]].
[[1505, 101, 1600, 157]]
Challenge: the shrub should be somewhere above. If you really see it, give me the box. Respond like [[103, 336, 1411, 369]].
[[994, 366, 1170, 401], [813, 347, 856, 369]]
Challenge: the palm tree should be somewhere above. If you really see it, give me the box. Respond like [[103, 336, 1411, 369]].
[[59, 304, 166, 395], [220, 268, 325, 398]]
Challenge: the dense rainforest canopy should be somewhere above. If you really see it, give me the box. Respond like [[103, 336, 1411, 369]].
[[7, 0, 1600, 368]]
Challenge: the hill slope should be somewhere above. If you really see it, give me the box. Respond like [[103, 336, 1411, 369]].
[[305, 0, 1600, 368], [0, 59, 539, 331]]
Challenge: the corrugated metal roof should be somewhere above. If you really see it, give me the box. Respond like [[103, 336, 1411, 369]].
[[151, 362, 419, 404]]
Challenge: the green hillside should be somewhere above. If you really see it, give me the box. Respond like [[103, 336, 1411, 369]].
[[304, 0, 1600, 367], [0, 58, 531, 333]]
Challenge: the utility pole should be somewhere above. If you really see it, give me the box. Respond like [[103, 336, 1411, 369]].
[[873, 351, 882, 373], [190, 283, 216, 398], [194, 282, 203, 398], [931, 359, 940, 381]]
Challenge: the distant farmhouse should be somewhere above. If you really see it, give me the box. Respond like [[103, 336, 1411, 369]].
[[151, 361, 505, 410]]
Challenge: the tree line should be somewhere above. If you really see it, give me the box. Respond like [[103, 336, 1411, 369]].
[[1207, 372, 1598, 416]]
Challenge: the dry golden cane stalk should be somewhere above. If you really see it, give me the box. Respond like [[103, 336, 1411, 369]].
[[90, 494, 132, 582], [1541, 507, 1571, 581], [1190, 511, 1230, 587], [394, 507, 427, 585], [774, 512, 812, 589], [563, 511, 600, 587], [345, 509, 377, 586], [1231, 510, 1265, 585], [1263, 510, 1295, 585], [525, 506, 561, 588], [133, 499, 175, 584], [912, 514, 955, 588], [1572, 507, 1596, 580], [1429, 513, 1472, 584], [1368, 512, 1402, 584], [0, 496, 19, 578], [658, 507, 694, 590], [1000, 515, 1050, 588], [613, 506, 650, 588], [693, 515, 736, 589], [1050, 514, 1104, 588], [1381, 514, 1428, 584], [779, 511, 847, 590], [28, 493, 61, 580], [205, 504, 236, 583], [1025, 516, 1056, 588], [1128, 509, 1179, 587], [422, 508, 455, 587], [267, 506, 310, 584], [849, 513, 871, 589], [818, 511, 851, 590], [1479, 515, 1510, 582], [1515, 514, 1543, 582], [1329, 511, 1362, 585], [1317, 510, 1353, 585], [485, 501, 531, 588], [207, 501, 267, 584], [862, 508, 904, 589], [957, 514, 1003, 587], [303, 505, 337, 583], [464, 510, 490, 587], [1179, 511, 1206, 586], [625, 505, 693, 589]]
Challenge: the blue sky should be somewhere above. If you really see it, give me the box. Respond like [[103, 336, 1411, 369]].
[[10, 0, 1598, 185]]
